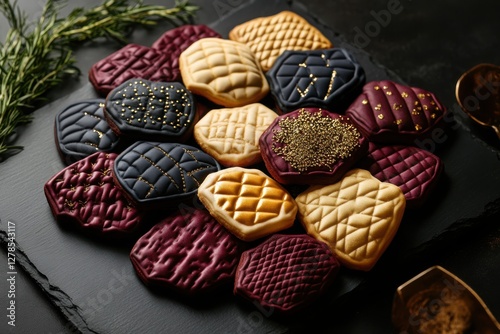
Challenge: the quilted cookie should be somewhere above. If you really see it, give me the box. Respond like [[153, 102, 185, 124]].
[[295, 169, 406, 271], [259, 108, 368, 185], [130, 208, 242, 295], [113, 142, 220, 209], [89, 44, 180, 96], [346, 80, 447, 144], [197, 167, 297, 241], [44, 152, 142, 238], [179, 38, 269, 107], [228, 11, 332, 72], [193, 103, 278, 167], [104, 79, 196, 142], [152, 24, 221, 53], [234, 234, 340, 314], [358, 143, 444, 208], [55, 99, 120, 164], [267, 48, 365, 113]]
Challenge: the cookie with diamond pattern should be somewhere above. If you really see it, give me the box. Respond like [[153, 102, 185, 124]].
[[234, 234, 340, 314], [130, 208, 243, 295], [358, 143, 444, 208], [104, 79, 196, 142], [179, 38, 269, 107], [152, 24, 221, 53], [44, 152, 142, 238], [229, 11, 332, 72], [259, 108, 368, 185], [197, 167, 297, 241], [89, 44, 182, 96], [295, 168, 406, 271], [113, 142, 220, 209], [55, 99, 121, 164], [346, 80, 447, 144], [267, 48, 365, 113], [193, 103, 278, 167]]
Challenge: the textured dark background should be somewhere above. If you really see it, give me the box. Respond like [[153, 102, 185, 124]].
[[1, 0, 500, 333]]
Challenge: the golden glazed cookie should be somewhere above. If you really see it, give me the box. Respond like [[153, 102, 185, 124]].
[[194, 103, 278, 167], [179, 38, 269, 107], [198, 167, 297, 241], [229, 11, 333, 71], [295, 169, 405, 271]]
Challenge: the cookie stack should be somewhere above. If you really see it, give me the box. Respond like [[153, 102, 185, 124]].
[[45, 12, 447, 314]]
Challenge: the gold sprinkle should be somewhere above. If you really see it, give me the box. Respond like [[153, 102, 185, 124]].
[[395, 119, 403, 125], [374, 85, 380, 90], [362, 99, 369, 105], [401, 92, 409, 98], [430, 100, 436, 106], [393, 103, 403, 111], [418, 93, 426, 99], [386, 91, 392, 96], [374, 104, 382, 111], [423, 105, 429, 111], [414, 101, 419, 106], [93, 129, 103, 138], [298, 62, 307, 67], [378, 114, 384, 120], [431, 113, 437, 119], [271, 109, 361, 172], [99, 103, 105, 108], [415, 124, 422, 131], [382, 85, 388, 90], [412, 110, 420, 115]]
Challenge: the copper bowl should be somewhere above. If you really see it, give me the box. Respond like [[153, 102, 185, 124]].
[[392, 266, 500, 334], [456, 63, 500, 140]]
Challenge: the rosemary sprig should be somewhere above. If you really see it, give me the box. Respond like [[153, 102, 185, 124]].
[[0, 0, 198, 160]]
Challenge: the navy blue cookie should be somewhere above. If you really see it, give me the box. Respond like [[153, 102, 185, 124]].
[[104, 79, 196, 142], [55, 99, 121, 164], [267, 48, 365, 113], [113, 142, 220, 209]]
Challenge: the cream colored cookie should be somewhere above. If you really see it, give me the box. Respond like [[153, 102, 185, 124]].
[[295, 169, 405, 271], [179, 38, 269, 107], [198, 167, 297, 241], [229, 11, 333, 72], [194, 103, 277, 167]]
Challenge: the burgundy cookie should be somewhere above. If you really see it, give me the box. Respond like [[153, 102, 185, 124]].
[[358, 143, 444, 208], [346, 80, 447, 144], [234, 234, 340, 314], [130, 208, 243, 295], [104, 79, 196, 142], [89, 44, 180, 96], [259, 108, 368, 185], [44, 152, 142, 238], [54, 99, 121, 164]]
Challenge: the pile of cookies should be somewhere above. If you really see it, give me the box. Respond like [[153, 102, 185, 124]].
[[44, 11, 446, 314]]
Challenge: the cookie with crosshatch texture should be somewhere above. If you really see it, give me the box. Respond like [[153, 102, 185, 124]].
[[197, 167, 297, 241], [358, 143, 444, 209], [295, 169, 406, 271], [193, 103, 278, 167], [228, 11, 333, 72], [130, 208, 243, 295], [55, 99, 121, 164], [104, 79, 196, 142], [346, 80, 447, 144], [267, 48, 365, 113], [44, 152, 142, 238], [113, 142, 220, 209], [89, 44, 180, 96], [259, 108, 368, 185], [234, 234, 340, 314], [178, 38, 269, 107], [151, 24, 221, 53]]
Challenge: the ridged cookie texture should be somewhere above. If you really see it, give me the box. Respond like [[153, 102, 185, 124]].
[[346, 80, 447, 144], [259, 108, 368, 185], [197, 167, 297, 241], [229, 11, 332, 72], [234, 234, 340, 314], [89, 44, 178, 96], [295, 169, 406, 271], [193, 103, 278, 167], [113, 142, 220, 209], [179, 38, 269, 107], [104, 79, 195, 142], [130, 208, 242, 295], [44, 152, 142, 238], [358, 143, 444, 208], [267, 48, 365, 112], [152, 24, 221, 53], [55, 99, 120, 164]]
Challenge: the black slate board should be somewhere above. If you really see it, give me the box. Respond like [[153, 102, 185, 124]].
[[1, 0, 500, 333]]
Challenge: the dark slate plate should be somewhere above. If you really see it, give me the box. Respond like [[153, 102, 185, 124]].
[[1, 0, 500, 333]]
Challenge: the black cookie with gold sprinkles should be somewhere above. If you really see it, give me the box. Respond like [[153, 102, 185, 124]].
[[55, 99, 121, 164], [104, 79, 196, 142]]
